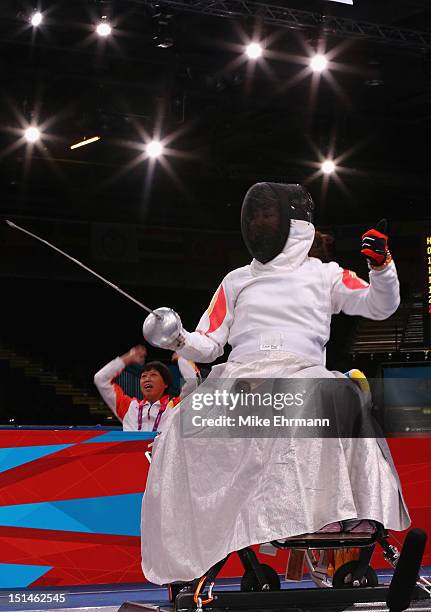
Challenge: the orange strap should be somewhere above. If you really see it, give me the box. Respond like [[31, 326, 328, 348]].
[[193, 576, 214, 605]]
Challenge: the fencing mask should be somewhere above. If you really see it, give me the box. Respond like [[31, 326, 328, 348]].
[[241, 182, 314, 264]]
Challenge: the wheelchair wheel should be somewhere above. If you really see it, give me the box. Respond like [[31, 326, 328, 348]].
[[333, 561, 378, 588], [387, 528, 427, 612], [241, 564, 281, 591]]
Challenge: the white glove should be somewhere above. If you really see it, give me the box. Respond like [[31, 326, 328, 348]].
[[143, 307, 187, 350]]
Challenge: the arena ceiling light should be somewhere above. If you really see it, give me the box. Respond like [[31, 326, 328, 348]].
[[321, 159, 336, 175], [96, 17, 112, 37], [24, 126, 41, 143], [30, 10, 43, 27], [245, 42, 263, 59], [310, 53, 328, 73], [70, 136, 101, 150], [146, 140, 164, 159]]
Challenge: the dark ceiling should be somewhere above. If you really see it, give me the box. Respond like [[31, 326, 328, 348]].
[[1, 0, 431, 231]]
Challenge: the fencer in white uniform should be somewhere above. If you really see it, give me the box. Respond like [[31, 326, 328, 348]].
[[140, 183, 410, 585]]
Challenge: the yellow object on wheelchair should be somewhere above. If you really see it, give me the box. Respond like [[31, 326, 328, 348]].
[[345, 368, 371, 394]]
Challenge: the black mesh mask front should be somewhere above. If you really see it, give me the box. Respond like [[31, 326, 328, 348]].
[[241, 183, 314, 264]]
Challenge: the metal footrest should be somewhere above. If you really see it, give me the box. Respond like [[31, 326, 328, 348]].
[[273, 534, 378, 549], [178, 586, 386, 609]]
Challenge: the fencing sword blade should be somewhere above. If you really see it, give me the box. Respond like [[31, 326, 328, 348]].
[[5, 220, 162, 320]]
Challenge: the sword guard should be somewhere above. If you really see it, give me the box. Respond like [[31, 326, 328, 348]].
[[143, 307, 185, 350]]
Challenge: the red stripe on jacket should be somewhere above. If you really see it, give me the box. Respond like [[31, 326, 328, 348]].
[[206, 285, 227, 333], [113, 384, 132, 420], [342, 269, 369, 290]]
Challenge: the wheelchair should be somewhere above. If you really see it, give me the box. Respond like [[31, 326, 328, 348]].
[[163, 525, 430, 612], [120, 370, 430, 612]]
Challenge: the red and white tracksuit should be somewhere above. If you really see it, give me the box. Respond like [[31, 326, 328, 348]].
[[94, 356, 199, 431]]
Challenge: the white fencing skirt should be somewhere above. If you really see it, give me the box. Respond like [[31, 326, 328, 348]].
[[141, 352, 410, 585]]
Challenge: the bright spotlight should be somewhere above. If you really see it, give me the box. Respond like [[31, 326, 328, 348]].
[[245, 42, 263, 60], [24, 126, 41, 143], [310, 54, 328, 73], [96, 19, 112, 37], [146, 140, 163, 159], [321, 160, 336, 175], [30, 11, 43, 27]]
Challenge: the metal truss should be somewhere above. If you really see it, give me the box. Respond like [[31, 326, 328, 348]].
[[134, 0, 431, 50]]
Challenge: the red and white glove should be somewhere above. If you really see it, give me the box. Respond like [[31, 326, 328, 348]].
[[361, 219, 389, 267]]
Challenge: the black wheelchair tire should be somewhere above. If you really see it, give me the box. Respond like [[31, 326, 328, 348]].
[[333, 561, 378, 588], [387, 528, 427, 612], [240, 564, 281, 591]]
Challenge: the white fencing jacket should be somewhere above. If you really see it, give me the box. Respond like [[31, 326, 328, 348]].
[[178, 220, 400, 365]]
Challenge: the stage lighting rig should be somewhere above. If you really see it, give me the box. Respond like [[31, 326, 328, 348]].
[[24, 126, 41, 143], [151, 6, 175, 49], [146, 140, 164, 158], [96, 16, 112, 37], [245, 42, 263, 59], [310, 53, 328, 72], [321, 159, 336, 174], [94, 0, 115, 37], [30, 10, 43, 26]]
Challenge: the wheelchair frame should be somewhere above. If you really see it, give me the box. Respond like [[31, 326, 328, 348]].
[[119, 528, 430, 612]]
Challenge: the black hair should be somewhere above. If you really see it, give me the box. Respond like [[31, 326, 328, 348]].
[[141, 361, 173, 389]]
